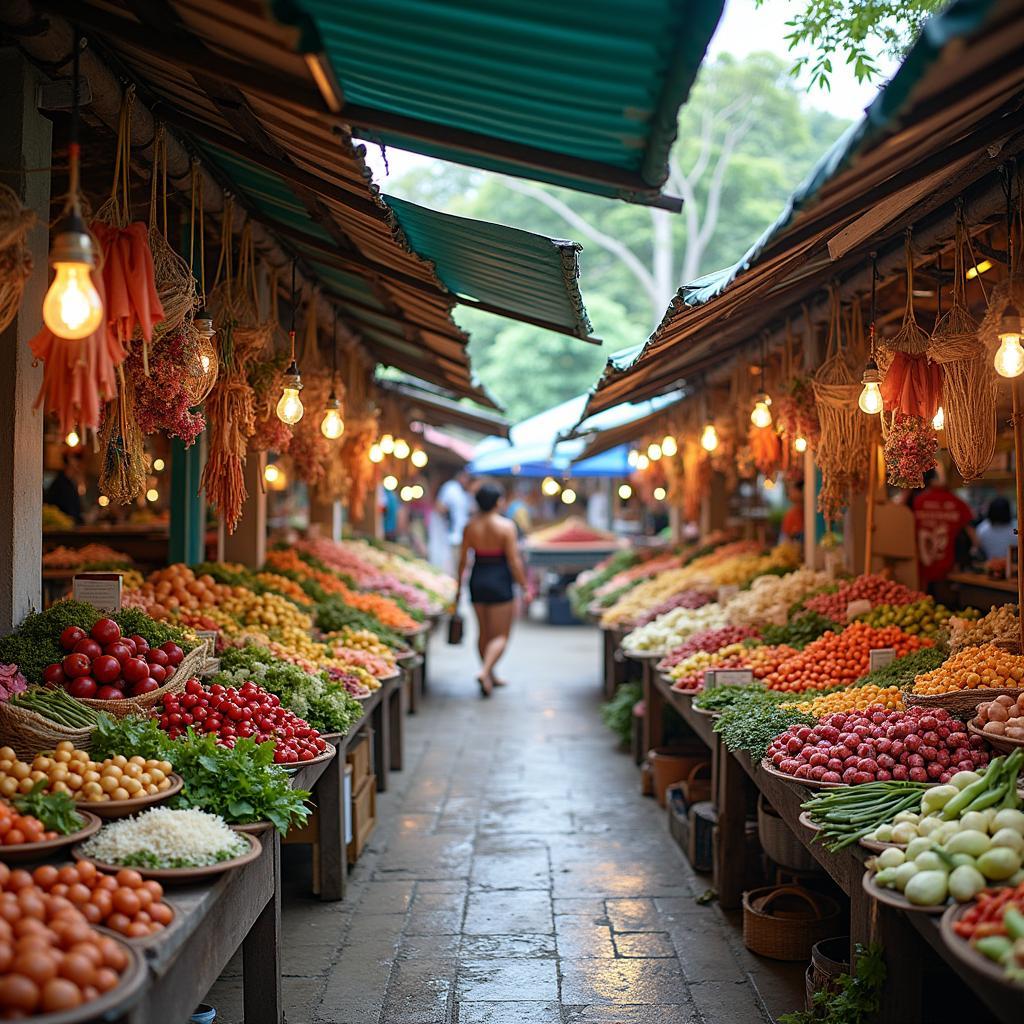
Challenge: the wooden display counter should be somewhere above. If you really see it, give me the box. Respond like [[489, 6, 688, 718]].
[[947, 571, 1019, 609], [643, 674, 1021, 1024]]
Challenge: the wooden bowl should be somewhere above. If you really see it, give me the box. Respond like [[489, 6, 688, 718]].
[[758, 757, 845, 790], [0, 811, 102, 863], [940, 902, 1024, 990], [81, 773, 184, 819], [283, 741, 336, 771], [861, 868, 946, 915], [968, 720, 1024, 754]]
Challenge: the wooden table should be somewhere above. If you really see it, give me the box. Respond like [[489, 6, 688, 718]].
[[643, 674, 1021, 1024], [117, 828, 283, 1024]]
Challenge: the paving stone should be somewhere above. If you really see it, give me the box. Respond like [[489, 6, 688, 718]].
[[456, 958, 559, 1001], [613, 932, 676, 958], [688, 978, 768, 1022], [668, 920, 747, 984], [555, 918, 617, 959], [460, 933, 557, 958], [470, 849, 550, 890], [457, 1000, 563, 1024], [560, 958, 690, 1005], [356, 879, 416, 915], [554, 897, 609, 917], [463, 890, 553, 935], [398, 932, 463, 959], [563, 1003, 699, 1024], [605, 898, 661, 932], [381, 957, 456, 1024]]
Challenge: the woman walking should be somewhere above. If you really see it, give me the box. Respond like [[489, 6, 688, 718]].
[[455, 482, 527, 696]]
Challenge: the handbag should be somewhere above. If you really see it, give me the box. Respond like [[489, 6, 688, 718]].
[[447, 612, 464, 645]]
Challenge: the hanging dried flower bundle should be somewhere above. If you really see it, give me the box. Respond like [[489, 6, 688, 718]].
[[125, 329, 205, 446], [883, 413, 938, 489], [98, 372, 147, 504]]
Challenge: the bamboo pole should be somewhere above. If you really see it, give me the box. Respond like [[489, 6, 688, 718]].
[[864, 438, 878, 576], [1013, 381, 1024, 650]]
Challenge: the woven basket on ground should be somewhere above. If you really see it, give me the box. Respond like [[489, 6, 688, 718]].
[[757, 795, 819, 873], [903, 686, 1023, 718], [742, 884, 841, 961], [0, 703, 95, 760], [77, 640, 209, 718]]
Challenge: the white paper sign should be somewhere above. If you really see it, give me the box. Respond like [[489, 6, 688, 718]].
[[869, 648, 896, 672], [846, 599, 872, 621], [717, 584, 740, 604], [704, 668, 754, 689], [72, 573, 122, 612]]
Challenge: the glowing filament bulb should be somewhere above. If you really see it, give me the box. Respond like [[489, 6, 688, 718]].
[[43, 262, 103, 339], [647, 442, 662, 461], [383, 475, 398, 491], [636, 454, 650, 471], [65, 430, 80, 448], [794, 436, 808, 453], [627, 449, 639, 468], [654, 486, 667, 501], [264, 464, 281, 484], [750, 397, 773, 429], [661, 436, 678, 457], [393, 438, 411, 460], [541, 476, 561, 496], [994, 307, 1024, 378], [411, 449, 428, 468], [858, 360, 884, 414], [277, 387, 304, 425], [368, 444, 384, 463], [379, 433, 395, 455], [932, 406, 945, 431], [618, 484, 632, 500], [700, 424, 718, 452], [321, 408, 344, 440], [560, 488, 577, 505]]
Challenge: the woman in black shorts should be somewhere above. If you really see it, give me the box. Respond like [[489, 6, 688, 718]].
[[455, 482, 527, 696]]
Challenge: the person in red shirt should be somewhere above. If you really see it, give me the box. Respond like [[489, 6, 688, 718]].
[[780, 479, 805, 544], [910, 470, 977, 588]]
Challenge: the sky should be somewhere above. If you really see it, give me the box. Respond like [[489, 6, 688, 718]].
[[361, 0, 900, 184]]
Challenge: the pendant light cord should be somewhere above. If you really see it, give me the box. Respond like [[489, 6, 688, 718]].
[[869, 251, 878, 359], [289, 260, 297, 362], [66, 28, 81, 212]]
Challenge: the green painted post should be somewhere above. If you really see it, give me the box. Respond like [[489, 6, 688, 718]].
[[169, 437, 204, 564]]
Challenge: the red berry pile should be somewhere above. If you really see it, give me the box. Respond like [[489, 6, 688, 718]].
[[157, 679, 326, 763], [766, 704, 990, 785], [43, 621, 183, 701], [658, 625, 760, 670], [637, 589, 716, 626], [802, 574, 924, 621]]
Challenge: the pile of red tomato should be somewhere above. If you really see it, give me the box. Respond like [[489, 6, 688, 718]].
[[802, 574, 924, 621], [763, 622, 933, 692], [157, 679, 326, 763], [42, 619, 184, 701]]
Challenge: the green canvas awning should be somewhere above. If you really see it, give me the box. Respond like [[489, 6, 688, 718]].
[[272, 0, 724, 207], [384, 197, 592, 338]]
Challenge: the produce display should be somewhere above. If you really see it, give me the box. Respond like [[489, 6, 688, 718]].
[[786, 683, 906, 717], [975, 693, 1024, 742], [42, 544, 132, 569], [669, 643, 798, 692], [724, 568, 833, 628], [854, 598, 965, 637], [79, 807, 249, 869], [950, 880, 1024, 984], [569, 549, 642, 616], [949, 604, 1020, 651], [763, 622, 934, 692], [657, 625, 760, 671], [634, 589, 715, 626], [29, 861, 174, 936], [156, 679, 326, 763], [622, 603, 728, 653], [0, 862, 132, 1014], [714, 691, 815, 760], [759, 611, 839, 650], [764, 705, 989, 784], [525, 516, 619, 547], [6, 687, 99, 730], [801, 574, 924, 621], [912, 644, 1024, 696], [802, 780, 930, 851], [0, 743, 174, 803]]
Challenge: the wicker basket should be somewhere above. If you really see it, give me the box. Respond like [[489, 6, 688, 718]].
[[968, 720, 1024, 754], [757, 796, 819, 873], [903, 686, 1023, 718], [77, 640, 209, 718], [804, 935, 850, 1011], [0, 701, 95, 759], [742, 885, 841, 961]]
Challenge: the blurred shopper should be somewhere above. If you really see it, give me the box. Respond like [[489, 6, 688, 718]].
[[44, 450, 85, 525], [437, 470, 473, 575], [976, 496, 1016, 561], [911, 469, 977, 590]]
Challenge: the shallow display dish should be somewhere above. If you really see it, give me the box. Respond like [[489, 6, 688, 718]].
[[758, 757, 846, 790], [283, 741, 336, 772], [861, 868, 947, 915], [74, 829, 262, 883], [940, 902, 1024, 989], [968, 720, 1024, 754], [621, 647, 667, 662], [0, 810, 102, 863], [858, 835, 908, 853], [82, 773, 184, 819]]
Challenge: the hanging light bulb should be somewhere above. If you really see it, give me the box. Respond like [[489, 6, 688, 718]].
[[627, 448, 639, 468], [653, 486, 667, 501], [932, 406, 945, 431], [618, 484, 632, 500], [661, 436, 678, 457], [399, 486, 414, 502], [43, 37, 103, 340], [379, 433, 395, 455], [750, 394, 773, 429], [382, 475, 398, 491], [393, 438, 411, 460], [276, 360, 304, 424], [647, 442, 663, 461], [277, 265, 304, 424], [65, 430, 80, 448], [994, 304, 1024, 378], [541, 476, 561, 496], [794, 435, 808, 454], [700, 424, 719, 452], [153, 458, 165, 472], [411, 449, 428, 468], [368, 444, 384, 463], [560, 488, 577, 505], [412, 484, 424, 499], [636, 454, 650, 471], [264, 464, 281, 485], [857, 360, 884, 415], [320, 393, 344, 440]]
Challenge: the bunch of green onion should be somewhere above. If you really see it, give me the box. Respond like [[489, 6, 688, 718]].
[[802, 782, 929, 851]]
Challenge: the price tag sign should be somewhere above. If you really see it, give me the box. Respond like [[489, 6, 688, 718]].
[[717, 584, 740, 604], [704, 668, 754, 689], [72, 573, 122, 612], [869, 648, 896, 672], [846, 599, 872, 621]]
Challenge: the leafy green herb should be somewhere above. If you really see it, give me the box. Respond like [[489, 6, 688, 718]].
[[315, 597, 404, 648], [118, 842, 247, 869], [0, 600, 98, 682], [849, 646, 947, 690], [694, 683, 788, 713], [112, 608, 196, 652], [600, 683, 642, 744], [713, 692, 815, 760], [779, 943, 886, 1024], [761, 611, 839, 650], [91, 713, 172, 762], [12, 780, 84, 835]]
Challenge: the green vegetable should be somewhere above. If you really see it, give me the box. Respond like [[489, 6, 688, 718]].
[[714, 698, 815, 761], [977, 846, 1021, 881], [904, 869, 948, 906], [802, 781, 927, 852], [9, 687, 101, 727], [779, 943, 885, 1024], [892, 861, 919, 892], [760, 611, 839, 650], [600, 683, 642, 745], [948, 864, 986, 903], [1004, 907, 1024, 942], [314, 597, 405, 648], [91, 713, 171, 761], [694, 683, 789, 712], [921, 785, 959, 814], [12, 780, 84, 835], [946, 830, 991, 858], [848, 646, 947, 692]]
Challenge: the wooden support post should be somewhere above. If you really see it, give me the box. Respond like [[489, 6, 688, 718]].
[[308, 485, 341, 540], [803, 447, 818, 568], [0, 51, 50, 632], [714, 736, 749, 910], [169, 435, 205, 564], [640, 660, 664, 760], [220, 451, 267, 568], [1013, 381, 1024, 649], [864, 438, 878, 575]]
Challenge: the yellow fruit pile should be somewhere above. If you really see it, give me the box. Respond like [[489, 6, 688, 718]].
[[327, 628, 394, 658], [217, 591, 313, 635], [0, 743, 174, 802], [254, 572, 315, 608], [785, 684, 905, 717], [912, 643, 1024, 695]]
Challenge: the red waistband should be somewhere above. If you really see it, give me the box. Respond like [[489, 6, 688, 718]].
[[474, 549, 505, 557]]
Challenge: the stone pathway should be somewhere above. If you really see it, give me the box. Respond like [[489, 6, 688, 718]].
[[208, 618, 802, 1023]]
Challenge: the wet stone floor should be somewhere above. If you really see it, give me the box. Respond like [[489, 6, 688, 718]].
[[207, 619, 801, 1023]]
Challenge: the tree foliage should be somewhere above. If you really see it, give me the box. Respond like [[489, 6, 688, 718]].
[[382, 53, 848, 422], [756, 0, 943, 88]]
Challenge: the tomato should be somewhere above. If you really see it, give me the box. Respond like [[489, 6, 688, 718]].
[[103, 641, 133, 665], [131, 678, 160, 696], [72, 637, 102, 660], [146, 648, 169, 668], [59, 626, 88, 651], [147, 664, 167, 684], [128, 635, 149, 654], [90, 618, 121, 646]]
